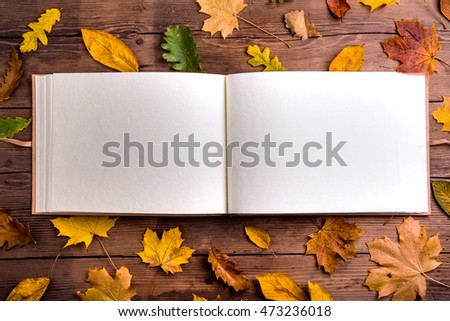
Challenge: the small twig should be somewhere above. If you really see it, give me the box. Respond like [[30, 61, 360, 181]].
[[49, 253, 61, 279], [424, 273, 450, 289], [236, 15, 291, 48], [95, 235, 118, 271], [430, 139, 450, 146], [423, 0, 447, 29], [310, 217, 321, 229], [0, 138, 32, 147]]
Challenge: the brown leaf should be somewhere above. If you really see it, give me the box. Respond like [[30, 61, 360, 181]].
[[442, 0, 450, 21], [0, 208, 34, 250], [305, 217, 364, 274], [326, 0, 351, 20], [208, 246, 250, 292], [0, 50, 23, 102], [284, 10, 321, 40]]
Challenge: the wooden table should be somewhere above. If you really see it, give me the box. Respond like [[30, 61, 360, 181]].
[[1, 0, 449, 301]]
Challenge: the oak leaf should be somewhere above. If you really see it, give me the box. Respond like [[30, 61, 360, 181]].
[[20, 8, 61, 53], [284, 10, 321, 40], [208, 246, 250, 292], [329, 45, 365, 71], [431, 180, 450, 216], [245, 226, 270, 249], [256, 272, 307, 301], [432, 97, 450, 132], [137, 227, 194, 274], [441, 0, 450, 21], [81, 29, 139, 72], [0, 50, 23, 102], [50, 216, 118, 249], [358, 0, 399, 11], [247, 45, 284, 71], [0, 117, 32, 141], [0, 209, 34, 250], [381, 18, 442, 76], [364, 217, 442, 300], [307, 281, 333, 301], [77, 266, 137, 301], [197, 0, 247, 38], [6, 277, 50, 301], [326, 0, 351, 20], [305, 217, 364, 274]]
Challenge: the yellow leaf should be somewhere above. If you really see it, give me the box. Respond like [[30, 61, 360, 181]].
[[77, 266, 137, 301], [137, 227, 194, 274], [329, 45, 365, 71], [247, 45, 284, 71], [431, 180, 450, 216], [208, 246, 250, 292], [50, 216, 118, 249], [0, 50, 23, 102], [307, 281, 333, 301], [7, 277, 50, 301], [245, 226, 270, 249], [81, 29, 139, 72], [432, 97, 450, 132], [306, 217, 364, 274], [192, 293, 221, 301], [197, 0, 247, 38], [257, 272, 307, 301], [0, 208, 34, 250], [358, 0, 400, 11], [20, 8, 61, 53], [284, 10, 321, 40]]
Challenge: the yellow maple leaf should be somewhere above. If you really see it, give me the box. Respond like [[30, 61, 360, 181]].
[[245, 226, 270, 249], [358, 0, 400, 11], [20, 8, 61, 53], [192, 293, 221, 301], [50, 216, 118, 249], [256, 272, 307, 301], [81, 29, 139, 72], [329, 45, 365, 71], [77, 266, 137, 301], [0, 50, 23, 102], [137, 227, 194, 274], [7, 277, 50, 301], [306, 217, 364, 274], [197, 0, 247, 38], [0, 208, 34, 250], [307, 281, 333, 301], [432, 97, 450, 132], [247, 45, 284, 71]]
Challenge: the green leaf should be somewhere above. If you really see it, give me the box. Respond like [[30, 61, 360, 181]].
[[161, 25, 202, 72], [432, 180, 450, 216], [0, 117, 31, 141], [246, 45, 285, 71]]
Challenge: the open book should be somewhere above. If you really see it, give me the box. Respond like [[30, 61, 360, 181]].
[[32, 72, 429, 215]]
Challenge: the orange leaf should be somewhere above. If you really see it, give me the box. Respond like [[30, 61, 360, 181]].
[[432, 97, 450, 132], [326, 0, 351, 20], [0, 50, 23, 102]]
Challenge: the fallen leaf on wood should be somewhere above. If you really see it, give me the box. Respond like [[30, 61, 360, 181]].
[[364, 217, 443, 300], [0, 209, 34, 250], [192, 293, 221, 301], [137, 227, 194, 274], [77, 266, 137, 301], [432, 97, 450, 132], [81, 29, 139, 72], [245, 226, 271, 249], [329, 45, 365, 71], [358, 0, 399, 11], [208, 246, 250, 292], [6, 277, 50, 301], [50, 216, 118, 249], [247, 45, 284, 71], [308, 281, 333, 301], [306, 217, 364, 274], [257, 272, 307, 301], [0, 117, 31, 141], [0, 50, 23, 102], [326, 0, 351, 20], [20, 8, 61, 53], [431, 180, 450, 216], [442, 0, 450, 21], [284, 10, 321, 40]]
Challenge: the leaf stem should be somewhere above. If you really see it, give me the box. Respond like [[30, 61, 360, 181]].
[[430, 139, 450, 146], [436, 57, 450, 69], [49, 253, 61, 279], [423, 0, 447, 29], [424, 272, 450, 289], [0, 138, 32, 147], [236, 15, 291, 48], [95, 235, 118, 271]]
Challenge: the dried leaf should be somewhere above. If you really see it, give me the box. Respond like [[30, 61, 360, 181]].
[[329, 45, 365, 71], [305, 217, 364, 274], [284, 10, 321, 40], [0, 209, 34, 250], [432, 97, 450, 132], [441, 0, 450, 21], [20, 8, 61, 53], [245, 226, 270, 249], [432, 180, 450, 216], [192, 293, 221, 301], [81, 29, 139, 72], [6, 277, 50, 301], [326, 0, 351, 20], [208, 246, 250, 292], [256, 272, 307, 301], [0, 50, 23, 102], [0, 117, 31, 141], [197, 0, 247, 38], [137, 227, 194, 274], [358, 0, 400, 11], [247, 45, 284, 71], [364, 217, 442, 300], [382, 18, 442, 76], [161, 25, 202, 72], [307, 281, 333, 301], [77, 266, 137, 301], [50, 216, 118, 249]]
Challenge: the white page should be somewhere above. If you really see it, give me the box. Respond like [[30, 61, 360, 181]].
[[226, 72, 428, 214], [43, 73, 226, 214]]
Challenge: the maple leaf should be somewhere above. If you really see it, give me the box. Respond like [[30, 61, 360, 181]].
[[20, 8, 61, 53], [432, 97, 450, 132], [364, 217, 443, 300], [192, 293, 221, 301], [197, 0, 247, 38], [284, 10, 321, 40], [50, 216, 118, 249], [256, 272, 308, 301], [6, 277, 50, 301], [161, 25, 202, 72], [0, 209, 34, 250], [77, 266, 137, 301], [208, 246, 250, 292], [431, 180, 450, 216], [329, 45, 365, 71], [382, 18, 442, 76], [81, 29, 139, 72], [0, 50, 23, 102], [326, 0, 351, 20], [247, 45, 284, 71], [0, 117, 31, 142], [305, 217, 364, 274], [137, 227, 194, 274], [245, 226, 270, 249], [308, 281, 333, 301], [358, 0, 399, 11]]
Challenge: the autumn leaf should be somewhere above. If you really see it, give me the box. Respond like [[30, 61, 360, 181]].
[[432, 97, 450, 132], [247, 45, 284, 71], [6, 277, 50, 301], [284, 10, 321, 40], [20, 8, 61, 53], [364, 217, 443, 300], [358, 0, 399, 11], [329, 45, 365, 71], [256, 272, 307, 301], [137, 227, 194, 274], [245, 226, 270, 249], [208, 246, 250, 292], [0, 117, 31, 141], [326, 0, 351, 20], [432, 180, 450, 216], [81, 29, 139, 72], [0, 50, 23, 102], [161, 25, 202, 72], [192, 293, 221, 301], [0, 209, 34, 250], [308, 281, 333, 301], [442, 0, 450, 21], [382, 18, 442, 76], [77, 266, 137, 301], [305, 217, 364, 274], [50, 216, 118, 249]]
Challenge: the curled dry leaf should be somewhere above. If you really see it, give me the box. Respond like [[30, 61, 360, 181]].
[[329, 45, 365, 71], [20, 8, 61, 53], [245, 226, 270, 249], [358, 0, 399, 11], [326, 0, 351, 20], [256, 272, 307, 301], [0, 209, 34, 250], [6, 277, 50, 301], [432, 97, 450, 132], [307, 281, 333, 301], [247, 45, 284, 71], [431, 180, 450, 216], [0, 50, 23, 102], [284, 10, 321, 40]]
